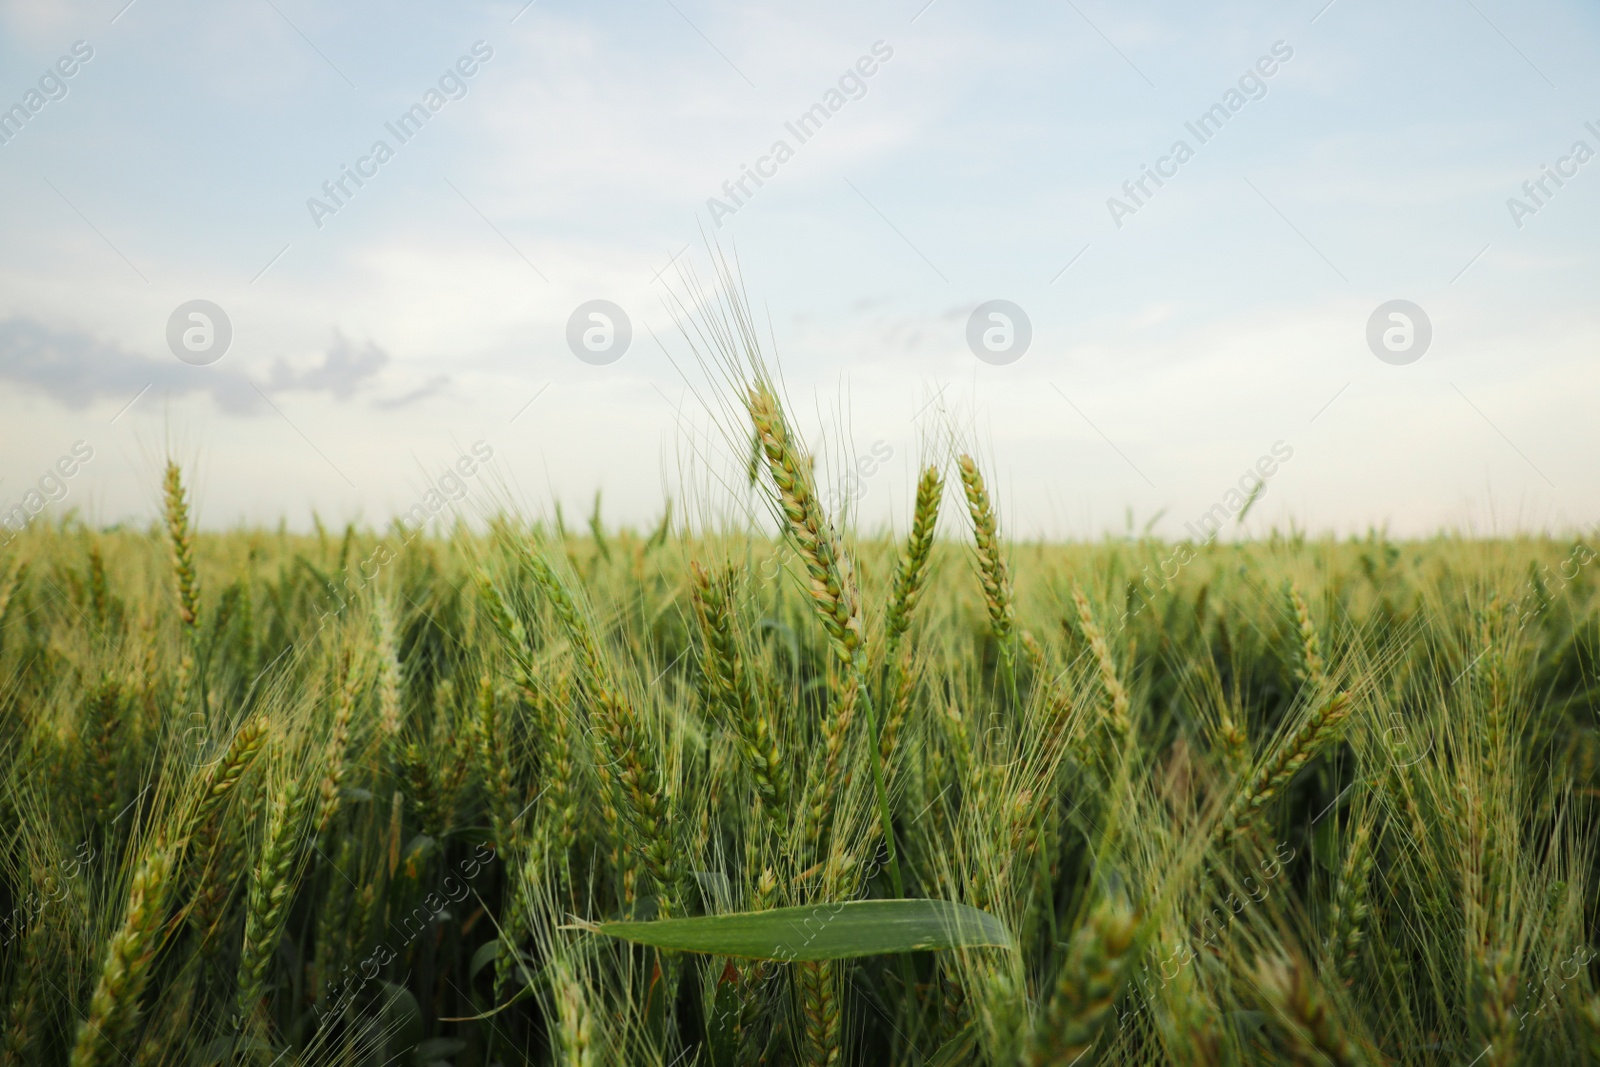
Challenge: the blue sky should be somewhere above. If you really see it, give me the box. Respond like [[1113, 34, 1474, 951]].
[[1, 0, 1597, 538]]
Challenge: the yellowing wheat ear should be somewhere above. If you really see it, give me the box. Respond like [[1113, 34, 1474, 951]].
[[162, 461, 201, 714], [1255, 957, 1374, 1067], [162, 462, 200, 636], [1074, 586, 1131, 738], [744, 381, 904, 897], [747, 383, 862, 661]]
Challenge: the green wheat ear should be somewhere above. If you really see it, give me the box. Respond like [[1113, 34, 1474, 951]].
[[884, 463, 944, 652], [1023, 891, 1139, 1066], [236, 773, 312, 1029], [1254, 957, 1374, 1067], [957, 454, 1013, 645], [690, 560, 788, 819], [71, 843, 177, 1067]]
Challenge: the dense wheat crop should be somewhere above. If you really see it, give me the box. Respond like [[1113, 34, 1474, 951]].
[[3, 364, 1600, 1064]]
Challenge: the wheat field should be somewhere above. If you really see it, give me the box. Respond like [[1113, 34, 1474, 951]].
[[2, 353, 1599, 1065]]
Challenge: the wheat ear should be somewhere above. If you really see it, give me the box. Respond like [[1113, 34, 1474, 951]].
[[162, 461, 201, 636], [884, 464, 944, 656], [84, 675, 126, 826], [1074, 586, 1132, 737], [1023, 891, 1139, 1066], [193, 714, 268, 837], [1219, 690, 1352, 848], [878, 464, 941, 774], [690, 560, 788, 818], [474, 672, 521, 850], [316, 653, 358, 837], [235, 776, 311, 1027], [957, 454, 1013, 644], [1288, 581, 1326, 689], [70, 843, 176, 1067], [1470, 941, 1519, 1067], [375, 599, 403, 741], [0, 556, 25, 630], [554, 958, 600, 1067], [1578, 994, 1600, 1060], [798, 960, 842, 1066], [0, 922, 44, 1067], [746, 383, 902, 894], [521, 544, 684, 914], [162, 462, 201, 713], [1324, 815, 1374, 984], [801, 670, 860, 855], [1254, 957, 1372, 1067], [797, 854, 853, 1066]]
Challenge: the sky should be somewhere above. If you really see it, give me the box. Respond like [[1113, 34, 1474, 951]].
[[1, 0, 1597, 540]]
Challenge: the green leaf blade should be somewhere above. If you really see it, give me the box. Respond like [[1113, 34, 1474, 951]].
[[594, 899, 1012, 961]]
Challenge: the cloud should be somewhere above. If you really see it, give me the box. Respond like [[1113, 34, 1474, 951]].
[[0, 317, 262, 412], [0, 319, 442, 412], [373, 375, 451, 410], [269, 332, 389, 400]]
